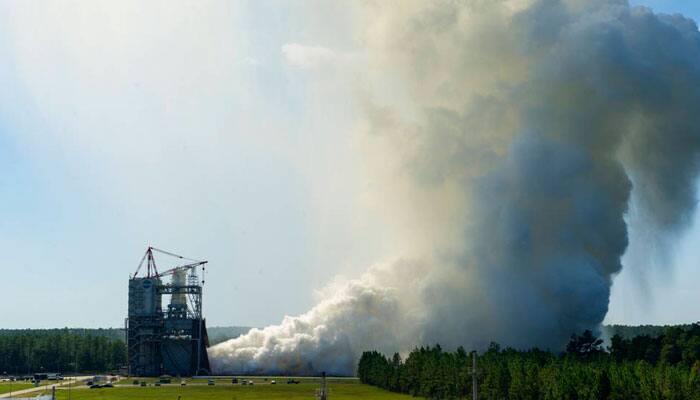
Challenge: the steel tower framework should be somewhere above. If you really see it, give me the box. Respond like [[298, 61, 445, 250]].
[[126, 247, 210, 377]]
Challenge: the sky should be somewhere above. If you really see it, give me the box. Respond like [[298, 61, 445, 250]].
[[0, 0, 699, 329]]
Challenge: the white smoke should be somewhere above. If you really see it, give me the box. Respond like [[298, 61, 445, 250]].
[[210, 0, 700, 375], [210, 261, 426, 375]]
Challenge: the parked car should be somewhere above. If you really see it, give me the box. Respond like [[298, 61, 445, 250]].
[[207, 379, 215, 386]]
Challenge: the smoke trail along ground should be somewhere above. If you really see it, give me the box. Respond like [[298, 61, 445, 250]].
[[209, 0, 700, 375]]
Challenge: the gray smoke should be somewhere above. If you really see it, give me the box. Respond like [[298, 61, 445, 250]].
[[209, 0, 700, 375]]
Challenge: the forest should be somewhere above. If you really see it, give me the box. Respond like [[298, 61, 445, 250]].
[[358, 324, 700, 399], [0, 329, 126, 374], [0, 326, 253, 375]]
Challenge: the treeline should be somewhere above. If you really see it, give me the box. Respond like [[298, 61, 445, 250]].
[[609, 324, 700, 364], [0, 329, 126, 374], [603, 324, 697, 340], [0, 328, 125, 341], [358, 323, 700, 399], [0, 326, 251, 373]]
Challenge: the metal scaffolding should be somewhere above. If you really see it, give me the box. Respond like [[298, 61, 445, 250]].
[[127, 247, 210, 377]]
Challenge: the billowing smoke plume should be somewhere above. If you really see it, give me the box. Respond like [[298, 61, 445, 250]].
[[210, 0, 700, 375]]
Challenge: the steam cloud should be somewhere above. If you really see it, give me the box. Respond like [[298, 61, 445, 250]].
[[209, 0, 700, 375]]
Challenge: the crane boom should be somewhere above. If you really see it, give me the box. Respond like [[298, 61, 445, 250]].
[[156, 260, 208, 278], [133, 246, 207, 278]]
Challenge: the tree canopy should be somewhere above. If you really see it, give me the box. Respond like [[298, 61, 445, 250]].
[[0, 329, 126, 374], [358, 323, 700, 400]]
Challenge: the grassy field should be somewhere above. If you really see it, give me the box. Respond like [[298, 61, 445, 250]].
[[27, 379, 413, 400], [0, 382, 35, 395], [118, 377, 359, 386]]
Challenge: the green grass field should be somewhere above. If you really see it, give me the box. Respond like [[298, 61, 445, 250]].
[[28, 379, 413, 400], [0, 382, 34, 395]]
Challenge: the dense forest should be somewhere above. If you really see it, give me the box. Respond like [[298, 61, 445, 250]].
[[0, 329, 126, 374], [358, 323, 700, 399], [602, 324, 697, 340], [0, 326, 251, 374], [0, 328, 125, 341]]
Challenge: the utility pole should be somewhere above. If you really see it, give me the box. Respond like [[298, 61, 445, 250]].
[[196, 265, 205, 375], [4, 372, 11, 398], [317, 371, 328, 400], [472, 351, 478, 400]]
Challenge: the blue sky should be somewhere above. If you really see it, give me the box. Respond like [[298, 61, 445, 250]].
[[1, 0, 699, 329], [631, 0, 700, 20]]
